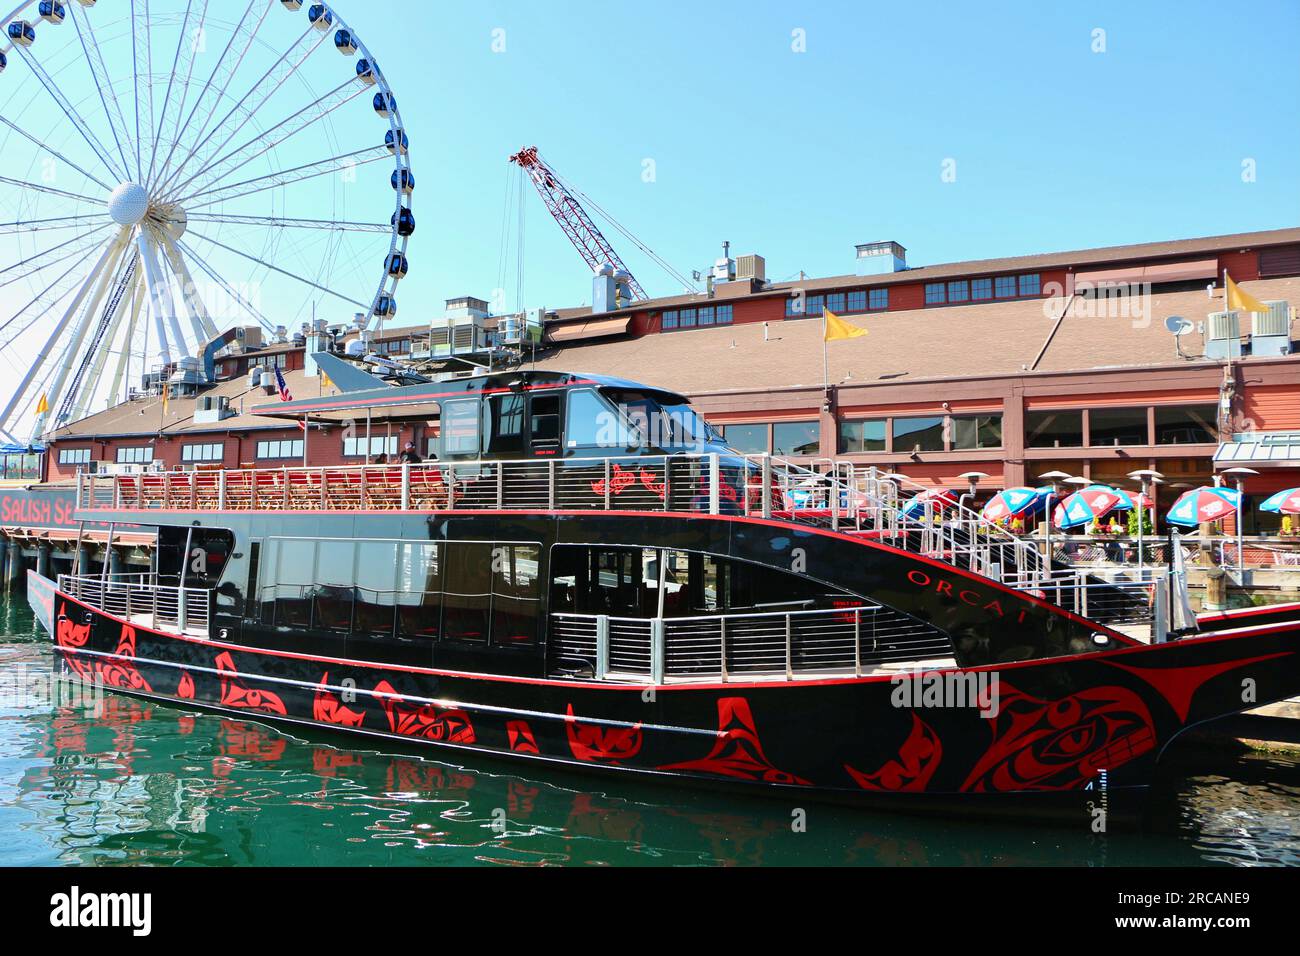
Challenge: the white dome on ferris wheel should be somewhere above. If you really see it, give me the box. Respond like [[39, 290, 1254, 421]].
[[0, 0, 414, 443]]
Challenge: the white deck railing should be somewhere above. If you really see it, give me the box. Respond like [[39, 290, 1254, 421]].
[[57, 574, 211, 637]]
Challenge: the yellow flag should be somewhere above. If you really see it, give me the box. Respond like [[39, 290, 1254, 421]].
[[824, 310, 868, 342], [321, 372, 334, 391], [161, 387, 169, 416], [35, 394, 49, 415], [1226, 273, 1271, 315]]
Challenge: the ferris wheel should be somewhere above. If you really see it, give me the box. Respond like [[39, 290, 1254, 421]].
[[0, 0, 414, 444]]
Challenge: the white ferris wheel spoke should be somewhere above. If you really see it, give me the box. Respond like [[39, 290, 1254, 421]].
[[0, 175, 103, 206], [152, 0, 272, 195], [177, 238, 276, 333], [187, 227, 370, 310], [163, 21, 329, 200], [149, 0, 211, 190], [67, 0, 138, 184], [74, 256, 144, 421], [186, 213, 392, 233], [169, 77, 367, 204], [147, 0, 202, 187], [180, 145, 391, 210], [0, 115, 115, 193], [12, 46, 129, 184], [108, 275, 149, 408], [0, 214, 111, 237], [0, 223, 115, 290], [131, 0, 156, 184], [0, 267, 85, 349]]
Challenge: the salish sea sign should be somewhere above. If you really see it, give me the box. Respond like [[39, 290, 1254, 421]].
[[0, 486, 83, 530]]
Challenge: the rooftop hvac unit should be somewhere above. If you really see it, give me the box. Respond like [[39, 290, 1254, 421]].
[[736, 254, 766, 282], [1251, 300, 1293, 356], [1205, 311, 1242, 360]]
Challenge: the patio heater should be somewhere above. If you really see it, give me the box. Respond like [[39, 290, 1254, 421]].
[[957, 471, 990, 512], [1220, 466, 1259, 575], [1127, 469, 1164, 569], [1037, 470, 1074, 568]]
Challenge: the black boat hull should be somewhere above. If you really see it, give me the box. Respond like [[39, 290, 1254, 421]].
[[44, 583, 1300, 822]]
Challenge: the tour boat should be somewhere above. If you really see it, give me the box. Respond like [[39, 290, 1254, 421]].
[[28, 363, 1300, 820]]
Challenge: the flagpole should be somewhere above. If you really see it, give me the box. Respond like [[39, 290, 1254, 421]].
[[822, 312, 829, 390]]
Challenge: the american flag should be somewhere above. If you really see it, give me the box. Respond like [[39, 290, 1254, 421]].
[[274, 366, 293, 403]]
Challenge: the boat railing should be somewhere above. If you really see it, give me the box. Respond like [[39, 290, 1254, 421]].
[[1001, 567, 1173, 642], [549, 605, 954, 683], [57, 574, 211, 637]]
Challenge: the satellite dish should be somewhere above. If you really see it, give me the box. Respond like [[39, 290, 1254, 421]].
[[1165, 316, 1193, 336]]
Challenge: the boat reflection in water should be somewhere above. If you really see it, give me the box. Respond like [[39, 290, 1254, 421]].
[[8, 673, 1299, 867]]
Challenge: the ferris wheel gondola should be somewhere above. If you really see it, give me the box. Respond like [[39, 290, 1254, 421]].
[[0, 0, 415, 443]]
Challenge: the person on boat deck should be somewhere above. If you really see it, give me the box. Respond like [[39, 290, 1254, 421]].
[[399, 442, 422, 465], [372, 453, 389, 465]]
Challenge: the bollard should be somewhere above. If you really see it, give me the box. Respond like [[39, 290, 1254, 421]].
[[1204, 567, 1228, 613], [5, 539, 22, 588]]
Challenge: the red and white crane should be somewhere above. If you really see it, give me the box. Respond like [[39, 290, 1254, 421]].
[[511, 146, 704, 303]]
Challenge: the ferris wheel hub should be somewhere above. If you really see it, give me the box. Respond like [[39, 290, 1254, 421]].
[[107, 182, 150, 226]]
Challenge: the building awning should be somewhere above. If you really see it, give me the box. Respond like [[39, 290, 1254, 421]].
[[1215, 432, 1300, 468], [1074, 258, 1219, 287], [546, 316, 631, 344]]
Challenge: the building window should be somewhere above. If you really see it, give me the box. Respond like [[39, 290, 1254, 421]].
[[947, 280, 970, 304], [697, 306, 715, 326], [825, 293, 846, 314], [343, 436, 399, 458], [1154, 405, 1218, 445], [972, 278, 993, 301], [786, 297, 805, 318], [1018, 273, 1041, 297], [662, 310, 678, 330], [1026, 410, 1084, 449], [182, 443, 224, 463], [116, 446, 154, 464], [951, 415, 1003, 450], [2, 452, 41, 480], [772, 421, 820, 457], [924, 283, 946, 305], [995, 275, 1017, 299], [839, 419, 887, 453], [256, 439, 304, 460], [893, 417, 946, 453], [847, 290, 866, 312], [1088, 408, 1148, 447], [59, 448, 92, 466], [716, 305, 733, 325], [720, 423, 768, 454], [805, 295, 824, 317], [679, 308, 697, 328], [869, 288, 889, 310]]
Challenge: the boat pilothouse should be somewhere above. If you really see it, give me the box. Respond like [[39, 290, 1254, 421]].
[[37, 361, 1300, 816]]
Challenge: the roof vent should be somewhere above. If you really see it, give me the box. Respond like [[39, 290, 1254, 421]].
[[855, 241, 907, 276], [1206, 311, 1242, 360]]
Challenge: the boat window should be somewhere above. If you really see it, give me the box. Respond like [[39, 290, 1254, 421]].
[[484, 392, 526, 455], [355, 540, 400, 637], [602, 389, 715, 451], [491, 544, 542, 644], [530, 394, 562, 448], [550, 545, 861, 618], [442, 542, 493, 642], [397, 542, 441, 641], [440, 398, 481, 458], [565, 388, 616, 451]]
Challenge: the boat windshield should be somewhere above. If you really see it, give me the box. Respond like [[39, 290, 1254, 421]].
[[601, 389, 721, 452]]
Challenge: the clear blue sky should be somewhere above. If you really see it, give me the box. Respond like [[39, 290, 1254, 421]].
[[339, 0, 1300, 320]]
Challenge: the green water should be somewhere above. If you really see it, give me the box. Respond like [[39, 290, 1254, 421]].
[[1, 591, 1298, 867]]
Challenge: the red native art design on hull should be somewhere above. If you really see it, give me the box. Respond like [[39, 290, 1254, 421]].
[[507, 719, 540, 754], [55, 604, 94, 682], [845, 713, 942, 792], [961, 683, 1156, 793], [659, 698, 810, 785], [97, 624, 153, 693], [312, 672, 366, 727], [373, 680, 475, 743], [177, 672, 196, 700], [565, 704, 643, 763], [590, 464, 637, 498], [214, 651, 288, 716]]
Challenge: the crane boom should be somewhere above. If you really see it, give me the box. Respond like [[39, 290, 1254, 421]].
[[509, 146, 648, 301]]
